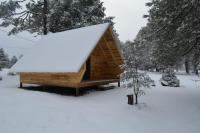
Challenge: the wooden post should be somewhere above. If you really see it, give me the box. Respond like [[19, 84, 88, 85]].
[[20, 82, 23, 88], [118, 81, 120, 87], [75, 88, 80, 96]]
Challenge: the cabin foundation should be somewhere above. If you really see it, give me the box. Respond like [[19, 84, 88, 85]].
[[75, 88, 80, 96], [20, 82, 23, 88], [118, 81, 120, 87]]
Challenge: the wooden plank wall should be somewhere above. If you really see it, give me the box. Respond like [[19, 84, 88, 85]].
[[90, 28, 123, 80], [20, 64, 86, 88]]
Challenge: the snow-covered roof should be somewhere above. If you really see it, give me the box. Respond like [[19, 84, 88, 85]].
[[11, 23, 110, 73]]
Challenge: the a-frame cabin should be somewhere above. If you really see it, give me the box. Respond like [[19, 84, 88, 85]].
[[11, 23, 124, 95]]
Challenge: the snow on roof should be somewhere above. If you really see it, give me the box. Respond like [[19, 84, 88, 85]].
[[11, 23, 110, 73]]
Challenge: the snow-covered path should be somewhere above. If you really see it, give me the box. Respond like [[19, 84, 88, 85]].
[[0, 73, 200, 133]]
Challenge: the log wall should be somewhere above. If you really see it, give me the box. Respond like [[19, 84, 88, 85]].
[[20, 64, 86, 88], [90, 28, 123, 80]]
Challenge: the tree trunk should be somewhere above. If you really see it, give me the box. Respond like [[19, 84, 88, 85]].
[[135, 94, 138, 105], [185, 58, 190, 74], [194, 64, 199, 75], [175, 64, 179, 72], [43, 0, 48, 35]]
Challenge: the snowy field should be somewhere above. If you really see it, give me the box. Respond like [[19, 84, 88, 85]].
[[0, 72, 200, 133]]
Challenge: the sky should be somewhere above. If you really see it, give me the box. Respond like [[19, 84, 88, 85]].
[[0, 0, 149, 56], [102, 0, 149, 42]]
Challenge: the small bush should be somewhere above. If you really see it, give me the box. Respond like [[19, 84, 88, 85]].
[[161, 68, 180, 87], [7, 72, 17, 76]]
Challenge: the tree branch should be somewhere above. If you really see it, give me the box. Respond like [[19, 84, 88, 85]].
[[145, 4, 193, 39]]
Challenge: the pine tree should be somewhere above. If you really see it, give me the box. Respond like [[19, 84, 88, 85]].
[[121, 42, 154, 105], [133, 26, 156, 70], [0, 0, 48, 35], [0, 48, 10, 70], [9, 56, 18, 68], [49, 0, 114, 32], [142, 0, 200, 73], [0, 0, 112, 35]]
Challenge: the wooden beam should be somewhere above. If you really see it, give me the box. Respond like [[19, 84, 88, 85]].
[[118, 81, 120, 87], [103, 37, 118, 66], [108, 27, 124, 61], [75, 88, 80, 96], [20, 82, 23, 88], [79, 64, 87, 83], [79, 79, 119, 88]]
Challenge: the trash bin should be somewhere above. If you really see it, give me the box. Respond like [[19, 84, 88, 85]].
[[127, 94, 134, 105]]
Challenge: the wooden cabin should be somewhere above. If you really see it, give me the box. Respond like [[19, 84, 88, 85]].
[[11, 23, 124, 95]]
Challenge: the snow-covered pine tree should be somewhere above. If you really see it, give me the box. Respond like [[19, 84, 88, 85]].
[[121, 41, 154, 105], [0, 48, 10, 70], [9, 56, 18, 68], [142, 0, 200, 74], [0, 0, 112, 35], [133, 26, 155, 71], [70, 0, 106, 27], [0, 0, 49, 35]]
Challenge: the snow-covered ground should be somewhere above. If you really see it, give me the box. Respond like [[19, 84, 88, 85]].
[[0, 72, 200, 133]]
